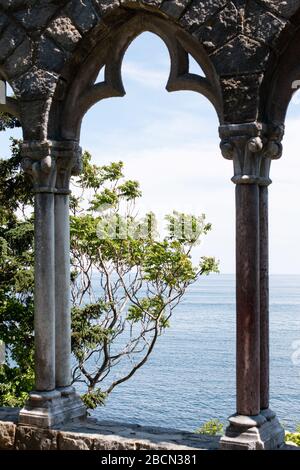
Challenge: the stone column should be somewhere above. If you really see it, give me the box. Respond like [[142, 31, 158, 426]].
[[20, 143, 57, 392], [34, 190, 56, 391], [260, 183, 269, 412], [235, 181, 260, 417], [55, 164, 73, 390], [18, 141, 86, 428], [259, 125, 284, 421], [219, 122, 285, 450], [54, 142, 82, 392], [55, 191, 72, 389]]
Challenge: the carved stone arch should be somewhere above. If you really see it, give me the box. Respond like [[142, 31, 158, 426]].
[[264, 26, 300, 126], [3, 0, 300, 450], [51, 10, 223, 141]]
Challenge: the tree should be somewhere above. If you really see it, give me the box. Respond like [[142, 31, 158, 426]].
[[0, 122, 219, 410], [0, 137, 34, 406], [0, 111, 21, 132], [70, 153, 218, 408]]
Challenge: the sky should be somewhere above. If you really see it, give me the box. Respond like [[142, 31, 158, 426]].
[[1, 32, 300, 274]]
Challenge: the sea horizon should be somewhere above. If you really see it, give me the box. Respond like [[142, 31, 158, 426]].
[[87, 273, 300, 432]]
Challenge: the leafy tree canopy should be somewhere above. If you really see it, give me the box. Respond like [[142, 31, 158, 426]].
[[0, 117, 219, 410]]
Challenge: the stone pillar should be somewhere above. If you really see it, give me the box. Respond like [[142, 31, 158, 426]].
[[259, 125, 284, 424], [34, 190, 56, 391], [55, 191, 72, 389], [219, 122, 285, 450], [54, 142, 81, 393], [236, 182, 260, 417], [53, 142, 84, 413], [55, 166, 72, 390], [18, 141, 86, 428], [260, 184, 269, 412], [20, 143, 57, 393]]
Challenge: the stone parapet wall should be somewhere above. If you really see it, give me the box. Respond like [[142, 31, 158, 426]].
[[0, 408, 219, 451]]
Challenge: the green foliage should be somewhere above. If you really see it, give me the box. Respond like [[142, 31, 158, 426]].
[[195, 419, 224, 436], [72, 303, 113, 362], [0, 124, 34, 407], [81, 389, 107, 410], [285, 432, 300, 447], [0, 112, 21, 132], [127, 296, 168, 327], [0, 138, 33, 215], [285, 424, 300, 446], [0, 135, 219, 410], [166, 211, 211, 245], [0, 364, 34, 407]]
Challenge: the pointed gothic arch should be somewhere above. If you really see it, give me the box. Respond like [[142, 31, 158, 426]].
[[1, 0, 300, 450]]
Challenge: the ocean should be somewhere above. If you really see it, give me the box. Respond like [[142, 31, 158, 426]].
[[90, 274, 300, 432]]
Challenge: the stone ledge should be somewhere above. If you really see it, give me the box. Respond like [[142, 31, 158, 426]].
[[1, 408, 299, 451], [0, 407, 219, 451]]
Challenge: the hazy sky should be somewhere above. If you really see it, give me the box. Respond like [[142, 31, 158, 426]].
[[1, 33, 300, 274]]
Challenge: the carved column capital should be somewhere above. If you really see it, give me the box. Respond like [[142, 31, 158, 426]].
[[21, 141, 57, 193], [219, 122, 284, 186], [54, 141, 82, 195], [21, 140, 82, 194]]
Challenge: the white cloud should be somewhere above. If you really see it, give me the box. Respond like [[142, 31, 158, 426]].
[[122, 61, 169, 89]]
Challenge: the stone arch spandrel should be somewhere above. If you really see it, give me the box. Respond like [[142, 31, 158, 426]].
[[262, 4, 300, 126], [0, 1, 299, 139], [58, 11, 224, 141]]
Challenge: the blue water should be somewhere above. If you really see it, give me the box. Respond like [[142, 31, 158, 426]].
[[89, 274, 300, 431]]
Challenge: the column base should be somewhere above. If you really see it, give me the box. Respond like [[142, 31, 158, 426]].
[[220, 409, 285, 450], [18, 387, 86, 428]]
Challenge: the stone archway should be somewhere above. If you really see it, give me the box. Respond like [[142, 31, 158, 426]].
[[1, 0, 300, 450]]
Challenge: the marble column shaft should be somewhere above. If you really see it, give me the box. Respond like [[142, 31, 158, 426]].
[[34, 191, 56, 391], [55, 191, 71, 389]]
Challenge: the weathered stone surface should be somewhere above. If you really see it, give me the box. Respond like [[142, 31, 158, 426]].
[[37, 36, 67, 73], [94, 0, 120, 16], [0, 410, 220, 450], [258, 0, 300, 19], [93, 436, 137, 450], [0, 13, 9, 34], [221, 73, 263, 123], [15, 425, 57, 450], [61, 419, 221, 450], [160, 0, 191, 19], [192, 1, 238, 53], [19, 99, 51, 140], [13, 1, 59, 31], [0, 23, 25, 63], [0, 421, 16, 450], [245, 2, 288, 46], [1, 410, 296, 451], [141, 0, 164, 8], [0, 0, 36, 9], [221, 413, 285, 450], [57, 426, 215, 451], [210, 36, 270, 76], [66, 0, 99, 34], [46, 15, 82, 52], [180, 0, 227, 30], [12, 66, 58, 99], [0, 0, 297, 113], [4, 38, 33, 78], [58, 432, 94, 450]]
